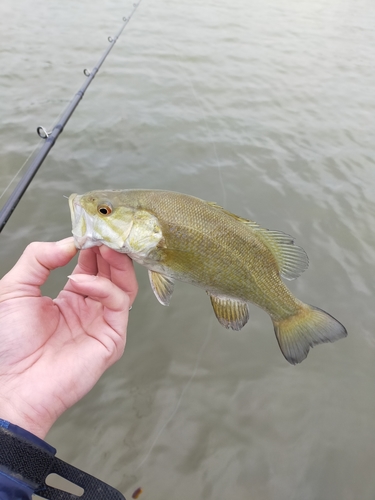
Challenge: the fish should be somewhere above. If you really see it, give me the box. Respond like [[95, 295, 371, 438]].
[[69, 189, 347, 365]]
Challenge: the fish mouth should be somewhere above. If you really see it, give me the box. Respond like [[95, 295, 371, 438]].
[[68, 193, 78, 229], [68, 193, 103, 250]]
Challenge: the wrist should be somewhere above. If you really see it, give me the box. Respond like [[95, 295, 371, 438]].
[[0, 394, 56, 439]]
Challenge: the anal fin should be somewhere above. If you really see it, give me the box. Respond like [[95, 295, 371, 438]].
[[148, 270, 175, 306], [208, 294, 249, 331]]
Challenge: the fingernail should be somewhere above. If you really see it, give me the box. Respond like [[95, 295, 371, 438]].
[[56, 237, 75, 247], [68, 274, 97, 283]]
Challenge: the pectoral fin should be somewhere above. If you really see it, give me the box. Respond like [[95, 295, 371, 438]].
[[148, 270, 175, 306], [208, 294, 249, 331]]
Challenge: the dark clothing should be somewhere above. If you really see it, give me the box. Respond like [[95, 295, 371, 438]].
[[0, 419, 56, 500]]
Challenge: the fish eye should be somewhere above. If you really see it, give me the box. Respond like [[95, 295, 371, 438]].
[[97, 203, 113, 216]]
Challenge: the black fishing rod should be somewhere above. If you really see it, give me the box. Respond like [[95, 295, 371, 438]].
[[0, 1, 142, 233]]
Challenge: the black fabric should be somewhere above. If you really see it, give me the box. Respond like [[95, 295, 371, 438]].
[[0, 426, 126, 499], [0, 427, 55, 489], [35, 457, 126, 499]]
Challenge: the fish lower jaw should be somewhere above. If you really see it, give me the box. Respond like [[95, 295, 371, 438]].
[[72, 235, 103, 250], [72, 231, 121, 250]]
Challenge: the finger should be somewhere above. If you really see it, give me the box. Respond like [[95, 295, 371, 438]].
[[96, 251, 111, 280], [71, 247, 99, 276], [1, 238, 77, 293], [98, 246, 138, 305], [66, 274, 131, 357], [64, 247, 116, 293], [64, 246, 101, 293]]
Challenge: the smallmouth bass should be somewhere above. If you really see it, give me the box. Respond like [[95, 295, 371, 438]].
[[69, 189, 347, 364]]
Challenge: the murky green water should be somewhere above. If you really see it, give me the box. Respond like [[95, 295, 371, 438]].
[[1, 0, 375, 498]]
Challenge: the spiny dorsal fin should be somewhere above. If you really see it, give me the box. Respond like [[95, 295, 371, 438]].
[[148, 270, 175, 306], [206, 201, 308, 280], [207, 201, 254, 225], [208, 293, 249, 331]]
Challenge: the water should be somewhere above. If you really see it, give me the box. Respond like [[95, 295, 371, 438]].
[[1, 0, 375, 498]]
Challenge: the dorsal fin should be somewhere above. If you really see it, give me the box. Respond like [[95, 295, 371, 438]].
[[207, 201, 255, 225], [254, 228, 309, 280], [206, 201, 309, 280]]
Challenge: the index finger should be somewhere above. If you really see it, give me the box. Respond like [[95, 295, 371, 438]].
[[99, 246, 138, 305], [72, 247, 99, 276]]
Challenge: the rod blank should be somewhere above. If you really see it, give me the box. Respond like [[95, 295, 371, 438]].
[[0, 2, 141, 233]]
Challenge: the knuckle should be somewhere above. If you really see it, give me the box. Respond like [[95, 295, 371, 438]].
[[25, 241, 41, 254]]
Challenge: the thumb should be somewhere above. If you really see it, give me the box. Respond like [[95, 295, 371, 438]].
[[1, 238, 77, 293]]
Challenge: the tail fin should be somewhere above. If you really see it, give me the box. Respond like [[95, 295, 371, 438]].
[[273, 305, 347, 365]]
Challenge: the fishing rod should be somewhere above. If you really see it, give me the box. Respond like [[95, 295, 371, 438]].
[[0, 1, 142, 234]]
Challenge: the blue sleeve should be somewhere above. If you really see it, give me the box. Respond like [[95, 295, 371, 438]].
[[0, 419, 56, 499], [0, 471, 34, 500]]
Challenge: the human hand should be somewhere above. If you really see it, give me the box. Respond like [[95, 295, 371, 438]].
[[0, 238, 137, 438]]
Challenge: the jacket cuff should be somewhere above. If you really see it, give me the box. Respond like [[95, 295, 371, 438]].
[[0, 419, 56, 454]]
